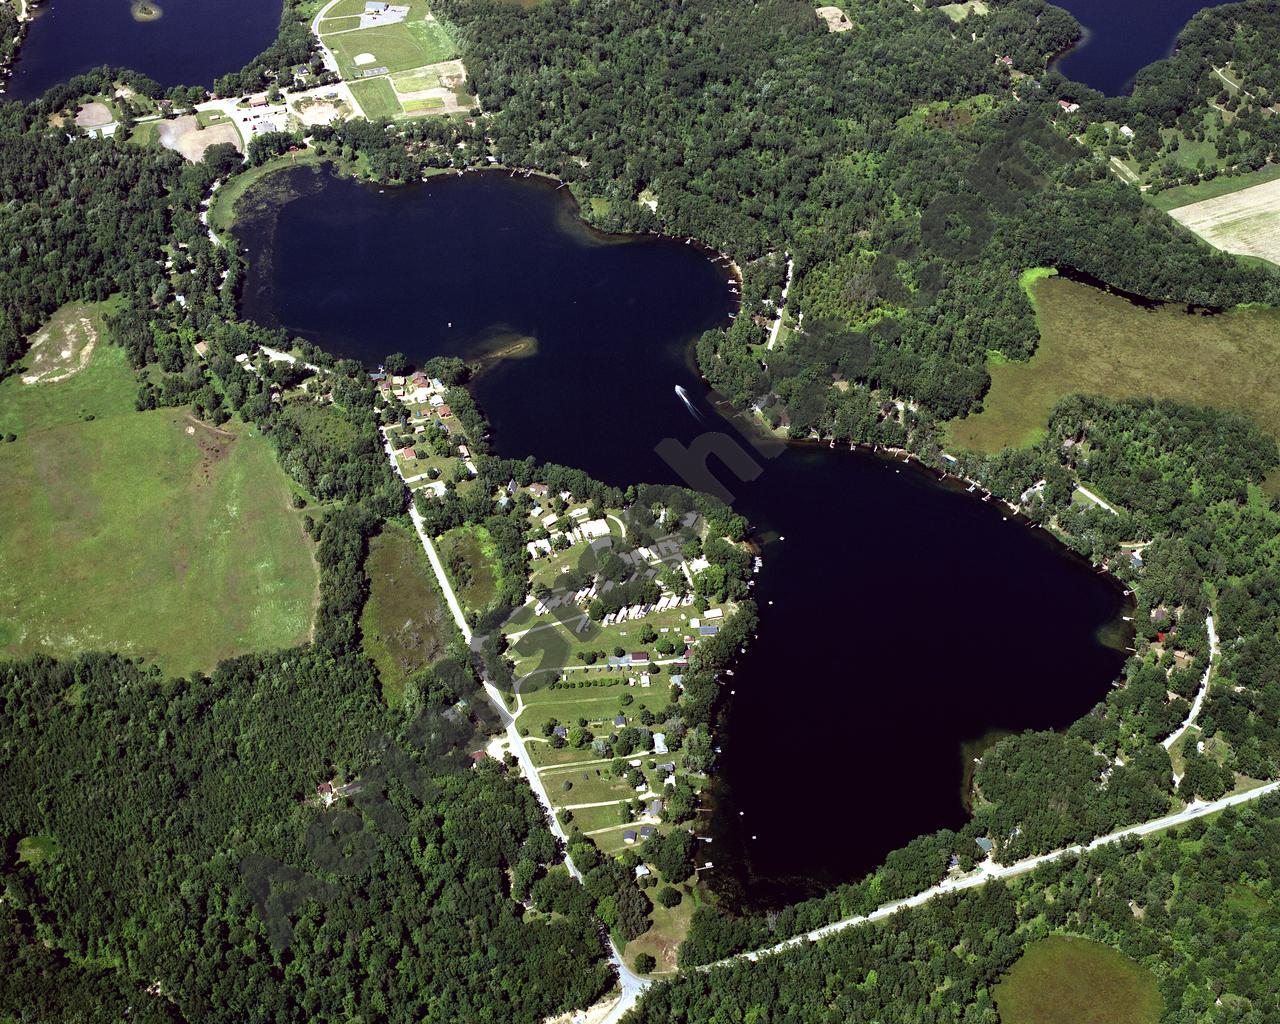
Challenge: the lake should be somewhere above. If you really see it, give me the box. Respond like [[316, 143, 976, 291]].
[[238, 167, 1129, 903], [1051, 0, 1229, 95], [4, 0, 282, 102]]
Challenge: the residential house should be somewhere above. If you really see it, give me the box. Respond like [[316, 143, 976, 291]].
[[623, 830, 638, 844]]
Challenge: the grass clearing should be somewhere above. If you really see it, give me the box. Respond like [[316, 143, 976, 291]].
[[0, 344, 318, 676], [439, 524, 501, 615], [1168, 176, 1280, 266], [361, 521, 454, 703], [945, 275, 1280, 452], [350, 76, 403, 119], [994, 936, 1161, 1024], [17, 834, 58, 866], [624, 887, 698, 974]]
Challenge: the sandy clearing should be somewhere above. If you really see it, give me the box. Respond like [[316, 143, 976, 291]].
[[816, 5, 851, 30], [157, 116, 243, 161], [1169, 176, 1280, 265], [75, 102, 113, 128], [22, 314, 98, 385]]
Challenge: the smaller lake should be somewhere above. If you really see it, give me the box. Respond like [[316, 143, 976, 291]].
[[4, 0, 283, 102], [1051, 0, 1229, 95]]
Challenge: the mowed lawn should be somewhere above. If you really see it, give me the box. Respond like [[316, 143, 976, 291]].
[[350, 77, 403, 119], [0, 342, 318, 676], [325, 19, 456, 78], [946, 274, 1280, 452], [994, 936, 1162, 1024], [360, 522, 454, 702]]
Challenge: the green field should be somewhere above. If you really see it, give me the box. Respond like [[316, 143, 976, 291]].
[[402, 97, 445, 112], [392, 67, 441, 91], [945, 273, 1280, 452], [350, 77, 404, 119], [0, 337, 318, 676], [994, 936, 1161, 1024], [324, 18, 456, 78], [439, 524, 501, 615], [360, 522, 453, 702], [1148, 162, 1280, 212]]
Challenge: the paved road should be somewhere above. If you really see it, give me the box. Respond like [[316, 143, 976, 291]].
[[378, 425, 650, 1020], [711, 777, 1280, 970], [310, 0, 344, 75]]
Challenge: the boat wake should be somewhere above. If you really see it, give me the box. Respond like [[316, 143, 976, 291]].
[[675, 384, 705, 422]]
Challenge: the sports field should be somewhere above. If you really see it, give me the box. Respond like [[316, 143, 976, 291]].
[[0, 332, 318, 676], [994, 936, 1161, 1024], [1169, 177, 1280, 266], [322, 15, 456, 79], [945, 273, 1280, 452], [350, 77, 403, 119], [360, 522, 453, 702]]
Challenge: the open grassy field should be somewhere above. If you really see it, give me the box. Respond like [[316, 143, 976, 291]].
[[624, 887, 698, 975], [994, 936, 1161, 1024], [0, 337, 318, 676], [1168, 176, 1280, 266], [945, 274, 1280, 453], [350, 77, 403, 119], [438, 524, 501, 615], [360, 522, 453, 702], [324, 19, 456, 78], [1148, 163, 1280, 213]]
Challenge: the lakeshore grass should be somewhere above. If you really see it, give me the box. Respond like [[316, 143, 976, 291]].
[[994, 936, 1161, 1024], [945, 274, 1280, 453], [0, 342, 317, 676]]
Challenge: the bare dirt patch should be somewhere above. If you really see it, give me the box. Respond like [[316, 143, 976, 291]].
[[22, 305, 99, 385], [816, 5, 852, 31], [157, 116, 243, 161], [1169, 176, 1280, 266], [292, 97, 350, 126], [75, 102, 113, 128]]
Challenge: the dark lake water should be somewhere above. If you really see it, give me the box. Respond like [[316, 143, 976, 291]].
[[238, 167, 1129, 903], [4, 0, 282, 102], [1051, 0, 1229, 95]]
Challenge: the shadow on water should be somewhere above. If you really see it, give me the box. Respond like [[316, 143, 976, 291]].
[[236, 164, 1132, 905]]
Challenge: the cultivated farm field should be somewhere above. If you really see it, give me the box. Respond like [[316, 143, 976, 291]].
[[0, 332, 318, 675], [1169, 177, 1280, 266]]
